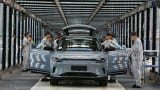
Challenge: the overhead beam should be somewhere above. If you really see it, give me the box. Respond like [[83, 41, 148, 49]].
[[110, 0, 152, 24], [20, 4, 56, 7], [23, 6, 56, 9], [2, 0, 50, 27], [16, 1, 54, 4], [54, 0, 68, 26], [60, 2, 98, 5], [107, 0, 147, 2], [87, 0, 106, 24]]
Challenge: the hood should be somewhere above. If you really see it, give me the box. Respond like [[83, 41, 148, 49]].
[[53, 51, 104, 59]]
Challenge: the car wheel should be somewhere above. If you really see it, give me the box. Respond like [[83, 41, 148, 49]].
[[99, 80, 108, 86], [50, 78, 58, 85]]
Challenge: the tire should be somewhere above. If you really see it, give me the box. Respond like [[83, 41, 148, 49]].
[[99, 80, 108, 86], [50, 78, 58, 85]]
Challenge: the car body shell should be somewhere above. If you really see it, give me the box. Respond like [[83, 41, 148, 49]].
[[29, 24, 129, 83], [30, 40, 128, 79]]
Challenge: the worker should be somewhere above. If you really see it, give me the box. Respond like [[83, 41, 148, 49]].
[[128, 32, 143, 88], [101, 33, 118, 83], [37, 31, 52, 50], [101, 34, 110, 49], [53, 33, 63, 49], [101, 33, 121, 51], [22, 33, 32, 72], [48, 35, 55, 50], [38, 32, 52, 81]]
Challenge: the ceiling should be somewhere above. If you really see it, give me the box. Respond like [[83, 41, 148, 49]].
[[16, 0, 149, 30]]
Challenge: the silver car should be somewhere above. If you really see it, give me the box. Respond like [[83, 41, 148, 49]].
[[50, 36, 108, 86], [29, 24, 129, 86]]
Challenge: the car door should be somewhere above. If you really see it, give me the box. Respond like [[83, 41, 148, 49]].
[[29, 49, 53, 74], [106, 50, 129, 75]]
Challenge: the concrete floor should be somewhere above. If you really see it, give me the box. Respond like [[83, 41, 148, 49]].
[[118, 75, 160, 90], [0, 71, 159, 90], [31, 80, 126, 90], [0, 71, 41, 90]]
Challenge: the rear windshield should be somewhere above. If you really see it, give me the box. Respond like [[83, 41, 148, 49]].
[[57, 38, 101, 51], [64, 27, 96, 36]]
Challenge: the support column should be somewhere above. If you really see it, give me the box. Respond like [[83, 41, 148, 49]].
[[2, 4, 7, 70], [152, 1, 157, 72], [129, 16, 131, 48], [8, 7, 13, 68], [13, 9, 17, 66], [146, 8, 150, 50]]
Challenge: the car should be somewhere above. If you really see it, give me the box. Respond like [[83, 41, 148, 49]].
[[29, 24, 129, 86], [50, 36, 108, 86]]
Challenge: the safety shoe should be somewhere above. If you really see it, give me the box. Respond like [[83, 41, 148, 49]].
[[132, 84, 142, 88], [108, 79, 116, 83], [21, 69, 28, 72], [41, 77, 50, 82]]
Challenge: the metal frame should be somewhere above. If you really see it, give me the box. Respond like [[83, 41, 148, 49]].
[[87, 0, 106, 24], [152, 0, 157, 73], [2, 0, 51, 28], [2, 3, 7, 70], [13, 0, 148, 29], [55, 0, 68, 26], [111, 0, 151, 24], [8, 6, 12, 67], [13, 9, 17, 66], [146, 8, 150, 50]]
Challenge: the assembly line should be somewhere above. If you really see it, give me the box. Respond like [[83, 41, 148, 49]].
[[0, 0, 159, 90]]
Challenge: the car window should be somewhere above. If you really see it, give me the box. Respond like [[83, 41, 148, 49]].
[[57, 38, 101, 51]]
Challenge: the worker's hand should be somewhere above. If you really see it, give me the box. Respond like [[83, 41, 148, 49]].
[[126, 48, 132, 56]]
